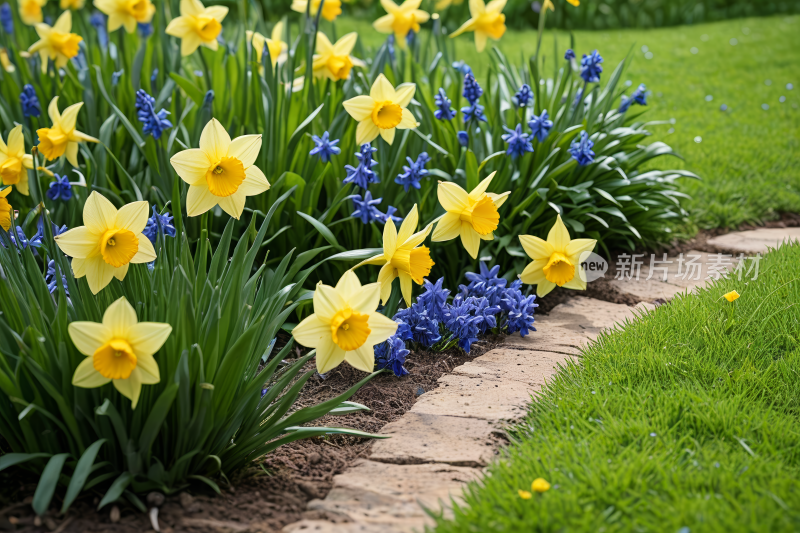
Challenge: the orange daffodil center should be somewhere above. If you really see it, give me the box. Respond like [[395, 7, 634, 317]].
[[95, 0, 156, 34], [53, 191, 156, 294], [0, 125, 34, 196], [292, 271, 398, 374], [27, 11, 83, 73], [431, 171, 510, 259], [518, 214, 597, 297], [36, 97, 100, 167], [312, 32, 365, 82], [450, 0, 507, 52], [354, 204, 434, 307], [165, 0, 229, 57], [170, 118, 270, 219], [373, 0, 431, 42], [69, 297, 172, 408], [343, 74, 419, 145]]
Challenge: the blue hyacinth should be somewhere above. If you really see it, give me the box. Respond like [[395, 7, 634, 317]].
[[464, 262, 507, 297], [569, 131, 595, 166], [142, 206, 177, 244], [343, 144, 379, 189], [394, 303, 442, 348], [442, 297, 486, 352], [89, 12, 108, 48], [395, 152, 430, 192], [515, 84, 533, 107], [310, 131, 341, 163], [501, 124, 534, 159], [434, 88, 456, 121], [375, 205, 402, 225], [46, 260, 70, 296], [527, 109, 553, 142], [457, 131, 469, 147], [462, 73, 483, 105], [417, 277, 450, 322], [461, 103, 487, 125], [564, 49, 575, 60], [580, 50, 604, 83], [111, 70, 124, 86], [47, 174, 72, 201], [9, 226, 41, 251], [135, 89, 172, 139], [452, 60, 472, 75], [0, 3, 13, 35], [501, 284, 538, 336], [350, 191, 383, 224], [618, 94, 633, 113], [20, 85, 41, 118], [138, 22, 153, 38], [374, 335, 410, 377], [632, 83, 647, 105]]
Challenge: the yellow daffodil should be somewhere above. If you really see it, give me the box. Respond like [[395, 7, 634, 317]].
[[450, 0, 507, 52], [0, 125, 34, 196], [0, 49, 15, 73], [94, 0, 156, 33], [723, 290, 740, 302], [435, 0, 463, 10], [165, 0, 228, 57], [60, 0, 86, 9], [532, 478, 551, 492], [518, 489, 532, 499], [313, 32, 365, 81], [69, 297, 171, 409], [373, 0, 430, 42], [54, 192, 156, 294], [291, 0, 342, 22], [293, 270, 397, 373], [246, 22, 288, 71], [37, 97, 100, 167], [343, 74, 418, 145], [431, 171, 510, 259], [355, 205, 434, 307], [28, 11, 83, 73], [170, 118, 269, 219], [519, 214, 596, 297], [19, 0, 46, 26], [0, 187, 12, 231]]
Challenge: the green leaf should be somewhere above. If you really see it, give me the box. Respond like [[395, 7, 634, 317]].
[[138, 383, 179, 455], [297, 211, 341, 250], [32, 453, 70, 516], [97, 472, 132, 510], [169, 72, 205, 106], [466, 150, 479, 192], [61, 439, 107, 513], [0, 453, 50, 472]]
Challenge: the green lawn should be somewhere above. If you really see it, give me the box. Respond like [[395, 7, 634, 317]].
[[430, 243, 800, 532], [338, 15, 800, 233]]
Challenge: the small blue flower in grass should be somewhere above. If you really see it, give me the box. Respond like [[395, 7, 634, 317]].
[[350, 191, 383, 224], [135, 89, 172, 140], [417, 277, 450, 322], [375, 205, 402, 225], [580, 50, 604, 83], [0, 3, 13, 35], [457, 131, 469, 147], [395, 152, 430, 192], [618, 94, 633, 113], [452, 60, 472, 75], [632, 83, 647, 105], [569, 131, 595, 166], [47, 174, 72, 201], [515, 84, 533, 107], [394, 303, 442, 348], [343, 144, 379, 189], [35, 216, 67, 241], [9, 226, 41, 251], [138, 22, 153, 38], [46, 260, 70, 296], [310, 132, 341, 163], [502, 124, 533, 159], [463, 73, 483, 105], [528, 110, 553, 142], [434, 88, 456, 121], [461, 103, 487, 125], [20, 85, 41, 118], [89, 12, 108, 48], [143, 206, 177, 244], [374, 335, 410, 377], [564, 49, 575, 60], [111, 70, 124, 86]]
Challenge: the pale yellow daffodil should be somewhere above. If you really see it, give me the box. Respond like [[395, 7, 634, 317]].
[[519, 214, 596, 297], [291, 0, 342, 22], [355, 204, 434, 307], [165, 0, 228, 57], [27, 11, 83, 73], [431, 172, 510, 259], [170, 118, 269, 219], [450, 0, 507, 52], [94, 0, 156, 33], [373, 0, 430, 42], [60, 0, 86, 9], [246, 22, 288, 71], [0, 187, 12, 231], [313, 32, 365, 81], [54, 192, 156, 294], [293, 270, 397, 373], [69, 297, 172, 409], [37, 97, 100, 167], [343, 74, 418, 145], [19, 0, 46, 26], [0, 49, 16, 73], [435, 0, 464, 11], [0, 126, 34, 196]]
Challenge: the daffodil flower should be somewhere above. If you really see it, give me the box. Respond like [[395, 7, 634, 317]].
[[292, 270, 398, 373], [170, 119, 269, 219], [54, 192, 156, 294], [27, 11, 83, 73], [313, 32, 365, 81], [343, 74, 418, 145], [0, 49, 16, 73], [0, 125, 34, 196], [69, 297, 172, 409], [165, 0, 228, 57], [431, 171, 510, 259], [19, 0, 46, 26], [246, 22, 288, 71], [37, 97, 99, 167], [60, 0, 86, 9], [0, 187, 12, 231], [450, 0, 507, 52], [519, 214, 596, 297], [356, 204, 434, 307], [435, 0, 464, 11], [373, 0, 430, 42], [291, 0, 342, 22], [95, 0, 156, 33]]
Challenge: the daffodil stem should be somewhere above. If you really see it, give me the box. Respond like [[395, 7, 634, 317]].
[[535, 4, 548, 60], [198, 50, 213, 95]]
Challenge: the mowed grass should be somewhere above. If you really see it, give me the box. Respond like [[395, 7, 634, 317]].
[[338, 15, 800, 233], [429, 243, 800, 532]]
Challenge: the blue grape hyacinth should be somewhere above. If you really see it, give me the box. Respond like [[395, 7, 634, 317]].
[[457, 131, 469, 147], [46, 260, 70, 296], [20, 85, 41, 118], [394, 303, 442, 348], [143, 206, 177, 244], [461, 103, 487, 125], [564, 49, 575, 60], [515, 84, 533, 107], [501, 124, 534, 159], [580, 50, 604, 83], [135, 89, 172, 139], [462, 73, 483, 105], [310, 131, 341, 163], [434, 88, 456, 121], [0, 3, 13, 35], [343, 144, 379, 190], [374, 335, 410, 377], [46, 174, 72, 201], [528, 110, 553, 142], [395, 152, 430, 192], [350, 191, 383, 224], [89, 12, 108, 48], [632, 83, 647, 105], [417, 277, 450, 322], [569, 131, 595, 166]]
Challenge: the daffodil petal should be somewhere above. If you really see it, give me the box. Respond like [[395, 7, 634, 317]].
[[397, 108, 418, 130], [565, 238, 597, 263], [562, 272, 587, 290], [54, 226, 99, 259], [217, 191, 246, 220], [356, 120, 380, 145], [115, 201, 149, 234], [199, 118, 231, 162], [383, 216, 398, 259], [394, 83, 416, 108], [370, 74, 395, 102], [431, 212, 461, 242], [520, 258, 548, 285], [113, 263, 129, 281], [487, 191, 510, 208], [314, 283, 345, 323], [292, 314, 328, 348], [239, 165, 271, 196], [131, 235, 156, 264], [72, 357, 111, 388], [113, 374, 143, 408], [372, 14, 394, 33], [396, 204, 418, 246], [134, 354, 160, 384], [228, 134, 262, 168], [366, 312, 398, 346], [469, 171, 495, 200], [59, 102, 83, 133], [343, 95, 375, 121], [127, 322, 172, 357], [377, 263, 396, 304], [68, 321, 111, 356], [519, 235, 554, 260], [348, 282, 381, 315], [333, 32, 358, 55], [85, 255, 116, 294], [316, 335, 346, 373], [460, 223, 480, 259], [398, 270, 413, 307], [186, 184, 219, 217], [536, 279, 556, 297], [335, 269, 362, 296], [547, 215, 571, 251], [83, 191, 117, 234], [438, 181, 469, 212], [346, 345, 376, 373], [102, 297, 137, 337], [379, 127, 396, 145]]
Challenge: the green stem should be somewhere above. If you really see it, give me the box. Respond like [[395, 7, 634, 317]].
[[535, 4, 548, 60]]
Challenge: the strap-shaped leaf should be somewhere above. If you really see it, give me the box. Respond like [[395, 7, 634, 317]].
[[61, 439, 107, 513], [32, 453, 70, 516]]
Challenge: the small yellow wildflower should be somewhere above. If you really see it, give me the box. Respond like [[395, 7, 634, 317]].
[[723, 290, 740, 302], [0, 125, 34, 196], [0, 187, 13, 231], [518, 489, 532, 499], [69, 297, 172, 409], [19, 0, 46, 26], [313, 32, 365, 81], [291, 0, 342, 22], [373, 0, 430, 43], [94, 0, 156, 33], [165, 0, 229, 57], [450, 0, 507, 52], [531, 478, 551, 492], [27, 11, 83, 73], [343, 74, 419, 145], [37, 97, 100, 167]]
